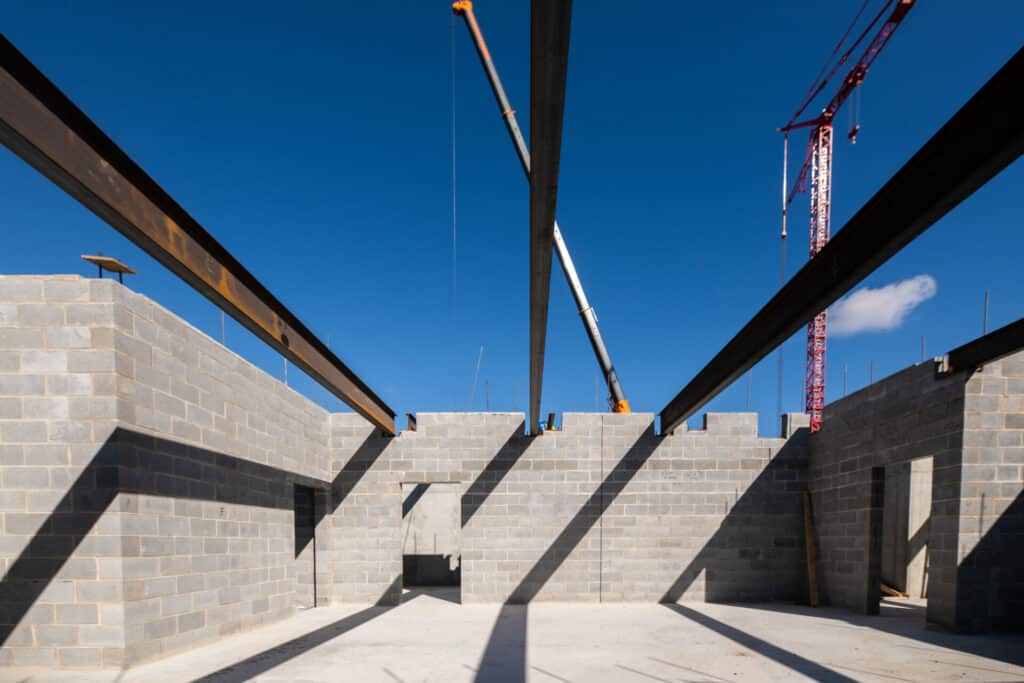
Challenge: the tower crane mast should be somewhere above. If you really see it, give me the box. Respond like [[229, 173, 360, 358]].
[[780, 0, 915, 432], [453, 1, 630, 413]]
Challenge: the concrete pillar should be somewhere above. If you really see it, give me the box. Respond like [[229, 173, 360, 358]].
[[881, 462, 911, 591], [906, 458, 932, 598]]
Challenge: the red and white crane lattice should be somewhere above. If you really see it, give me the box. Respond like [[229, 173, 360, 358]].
[[779, 0, 916, 432]]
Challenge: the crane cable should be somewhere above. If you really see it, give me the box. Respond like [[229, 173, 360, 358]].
[[787, 0, 872, 127], [450, 12, 458, 323]]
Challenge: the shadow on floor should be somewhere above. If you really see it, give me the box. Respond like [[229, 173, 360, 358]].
[[402, 586, 461, 605], [663, 603, 857, 682], [731, 600, 1024, 668], [472, 423, 809, 681], [474, 604, 528, 683], [191, 577, 403, 682]]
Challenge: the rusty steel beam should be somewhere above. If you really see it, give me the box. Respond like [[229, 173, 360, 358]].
[[529, 0, 573, 434], [659, 47, 1024, 435], [0, 35, 396, 434]]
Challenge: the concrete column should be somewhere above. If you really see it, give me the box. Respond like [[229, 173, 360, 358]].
[[906, 458, 932, 598]]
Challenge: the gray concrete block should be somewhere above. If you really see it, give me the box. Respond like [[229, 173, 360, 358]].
[[57, 604, 99, 624], [0, 328, 45, 348], [17, 304, 66, 326], [0, 278, 44, 301], [44, 278, 91, 302]]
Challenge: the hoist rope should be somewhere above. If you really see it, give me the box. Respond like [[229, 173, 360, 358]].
[[786, 0, 871, 127], [450, 12, 458, 323]]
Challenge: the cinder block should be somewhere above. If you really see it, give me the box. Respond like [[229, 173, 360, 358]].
[[17, 303, 65, 326], [3, 468, 51, 490], [46, 327, 91, 349], [24, 397, 69, 420], [44, 278, 91, 302], [0, 302, 16, 323], [0, 396, 21, 418], [77, 581, 124, 602], [58, 647, 103, 668], [0, 374, 45, 395], [144, 615, 177, 640], [0, 488, 27, 509], [36, 625, 78, 646], [65, 303, 115, 325], [9, 647, 56, 667], [177, 610, 206, 633], [0, 278, 44, 301], [67, 349, 116, 372], [68, 396, 118, 419], [0, 327, 45, 348], [0, 350, 19, 371], [78, 624, 124, 647], [57, 604, 99, 624]]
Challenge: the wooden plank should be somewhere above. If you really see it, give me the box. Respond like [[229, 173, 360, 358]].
[[880, 583, 909, 598]]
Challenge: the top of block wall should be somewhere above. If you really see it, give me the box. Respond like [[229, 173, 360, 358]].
[[1, 274, 331, 418], [702, 412, 758, 435]]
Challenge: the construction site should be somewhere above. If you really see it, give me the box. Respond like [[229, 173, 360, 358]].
[[1, 2, 1023, 681]]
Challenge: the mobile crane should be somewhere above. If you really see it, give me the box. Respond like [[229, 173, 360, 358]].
[[453, 1, 630, 413]]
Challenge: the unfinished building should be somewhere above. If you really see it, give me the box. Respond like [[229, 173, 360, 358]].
[[1, 3, 1023, 679], [0, 274, 1022, 670]]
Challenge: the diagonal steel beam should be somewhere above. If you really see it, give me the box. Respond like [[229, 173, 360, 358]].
[[0, 35, 396, 434], [660, 47, 1024, 435], [529, 0, 573, 434]]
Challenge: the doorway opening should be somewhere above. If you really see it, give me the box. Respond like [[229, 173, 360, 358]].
[[401, 482, 461, 603], [874, 457, 933, 620]]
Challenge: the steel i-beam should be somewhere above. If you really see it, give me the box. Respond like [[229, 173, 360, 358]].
[[529, 0, 573, 434], [0, 35, 397, 434], [938, 318, 1024, 375], [659, 47, 1024, 435]]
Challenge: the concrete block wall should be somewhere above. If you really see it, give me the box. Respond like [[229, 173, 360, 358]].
[[1, 276, 124, 668], [808, 350, 1024, 632], [808, 361, 965, 624], [27, 274, 1024, 665], [602, 413, 808, 603], [328, 411, 809, 605], [105, 278, 332, 664], [1, 276, 334, 668], [957, 355, 1024, 632]]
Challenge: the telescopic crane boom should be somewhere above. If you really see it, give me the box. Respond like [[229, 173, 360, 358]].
[[453, 0, 630, 413]]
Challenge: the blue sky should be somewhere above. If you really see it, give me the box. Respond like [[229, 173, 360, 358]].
[[2, 2, 1022, 435]]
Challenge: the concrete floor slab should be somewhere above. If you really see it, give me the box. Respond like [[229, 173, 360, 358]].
[[2, 593, 1022, 682]]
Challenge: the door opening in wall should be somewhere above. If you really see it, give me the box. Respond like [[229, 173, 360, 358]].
[[877, 457, 933, 621], [402, 482, 462, 604], [294, 484, 319, 609]]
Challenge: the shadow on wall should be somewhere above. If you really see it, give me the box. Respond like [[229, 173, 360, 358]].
[[956, 489, 1024, 633], [470, 424, 812, 682], [507, 424, 664, 603], [659, 432, 809, 603], [0, 426, 391, 649], [461, 422, 529, 528]]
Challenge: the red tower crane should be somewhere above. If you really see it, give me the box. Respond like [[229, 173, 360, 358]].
[[780, 0, 916, 432]]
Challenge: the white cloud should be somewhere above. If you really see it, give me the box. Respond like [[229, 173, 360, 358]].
[[829, 275, 937, 337]]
